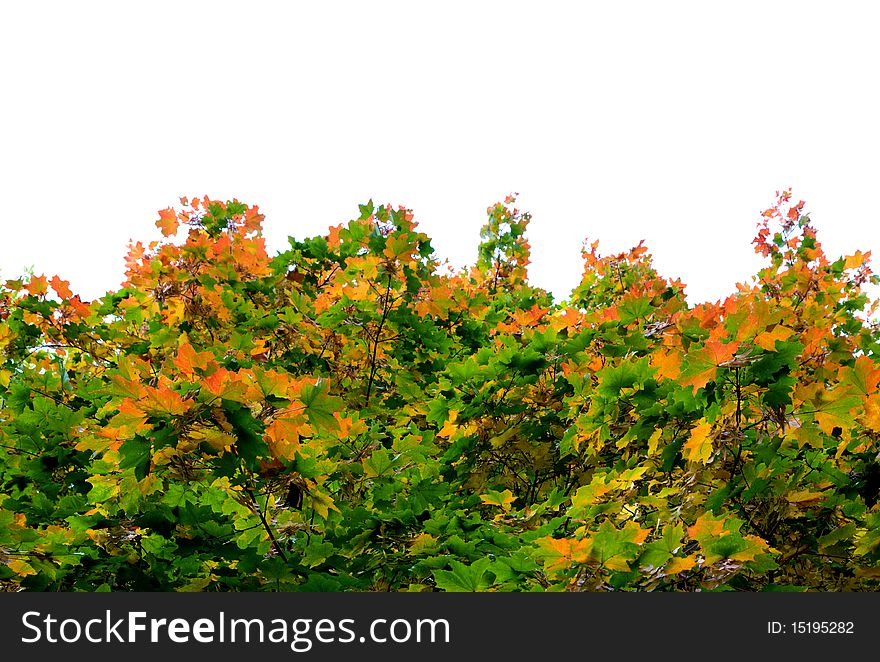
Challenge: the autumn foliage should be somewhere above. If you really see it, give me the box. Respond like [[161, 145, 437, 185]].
[[1, 191, 879, 591]]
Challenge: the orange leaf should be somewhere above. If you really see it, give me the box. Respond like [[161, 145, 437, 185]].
[[688, 513, 726, 541], [25, 275, 48, 296], [142, 385, 190, 416], [67, 295, 91, 319], [174, 341, 215, 377], [839, 356, 880, 397], [864, 394, 880, 433], [651, 349, 682, 381], [7, 559, 37, 577], [680, 340, 738, 392], [536, 536, 592, 575], [49, 275, 73, 300], [704, 339, 739, 365], [265, 415, 304, 461], [201, 368, 248, 402], [243, 205, 265, 233], [106, 399, 152, 439], [156, 208, 179, 236]]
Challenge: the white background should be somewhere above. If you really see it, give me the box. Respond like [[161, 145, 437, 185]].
[[1, 1, 878, 306]]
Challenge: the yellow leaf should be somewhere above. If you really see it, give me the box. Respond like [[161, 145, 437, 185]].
[[163, 299, 186, 325], [308, 488, 340, 519], [687, 513, 726, 541], [189, 427, 236, 453], [646, 428, 663, 456], [682, 420, 714, 464], [7, 559, 37, 577], [865, 394, 880, 433], [844, 250, 869, 270], [0, 325, 15, 351], [786, 490, 825, 507], [437, 410, 459, 439], [855, 566, 880, 579], [480, 489, 516, 511], [754, 325, 794, 351], [665, 555, 697, 575]]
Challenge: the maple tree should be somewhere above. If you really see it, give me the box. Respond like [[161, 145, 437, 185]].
[[1, 190, 879, 591]]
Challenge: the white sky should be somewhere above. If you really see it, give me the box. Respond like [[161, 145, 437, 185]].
[[1, 1, 878, 306]]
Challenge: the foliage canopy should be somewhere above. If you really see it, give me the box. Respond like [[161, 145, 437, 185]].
[[2, 190, 879, 591]]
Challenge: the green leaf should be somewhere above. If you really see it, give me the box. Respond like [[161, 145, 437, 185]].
[[300, 380, 341, 430], [363, 447, 395, 478], [119, 437, 151, 480], [433, 558, 494, 592]]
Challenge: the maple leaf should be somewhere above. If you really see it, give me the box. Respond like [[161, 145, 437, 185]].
[[265, 415, 305, 461], [682, 420, 713, 464], [156, 208, 179, 236], [785, 490, 826, 508], [173, 341, 215, 377], [189, 427, 236, 454], [49, 275, 73, 300], [162, 299, 186, 326], [717, 534, 771, 564], [201, 368, 249, 402], [141, 385, 190, 417], [665, 555, 697, 575], [535, 536, 592, 576], [754, 325, 794, 351], [408, 533, 440, 556], [250, 367, 292, 400], [480, 488, 516, 512], [687, 513, 727, 543], [864, 394, 880, 433], [307, 485, 340, 519], [105, 399, 152, 440], [25, 275, 48, 297], [854, 514, 880, 556], [844, 250, 869, 270], [651, 349, 682, 381], [7, 559, 37, 577], [243, 205, 264, 233], [383, 234, 418, 262], [679, 340, 738, 392], [109, 375, 146, 400], [433, 558, 495, 592], [839, 356, 880, 398], [794, 385, 861, 436], [587, 520, 650, 572], [67, 295, 91, 319]]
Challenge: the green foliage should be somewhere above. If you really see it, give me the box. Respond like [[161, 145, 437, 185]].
[[1, 190, 879, 592]]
